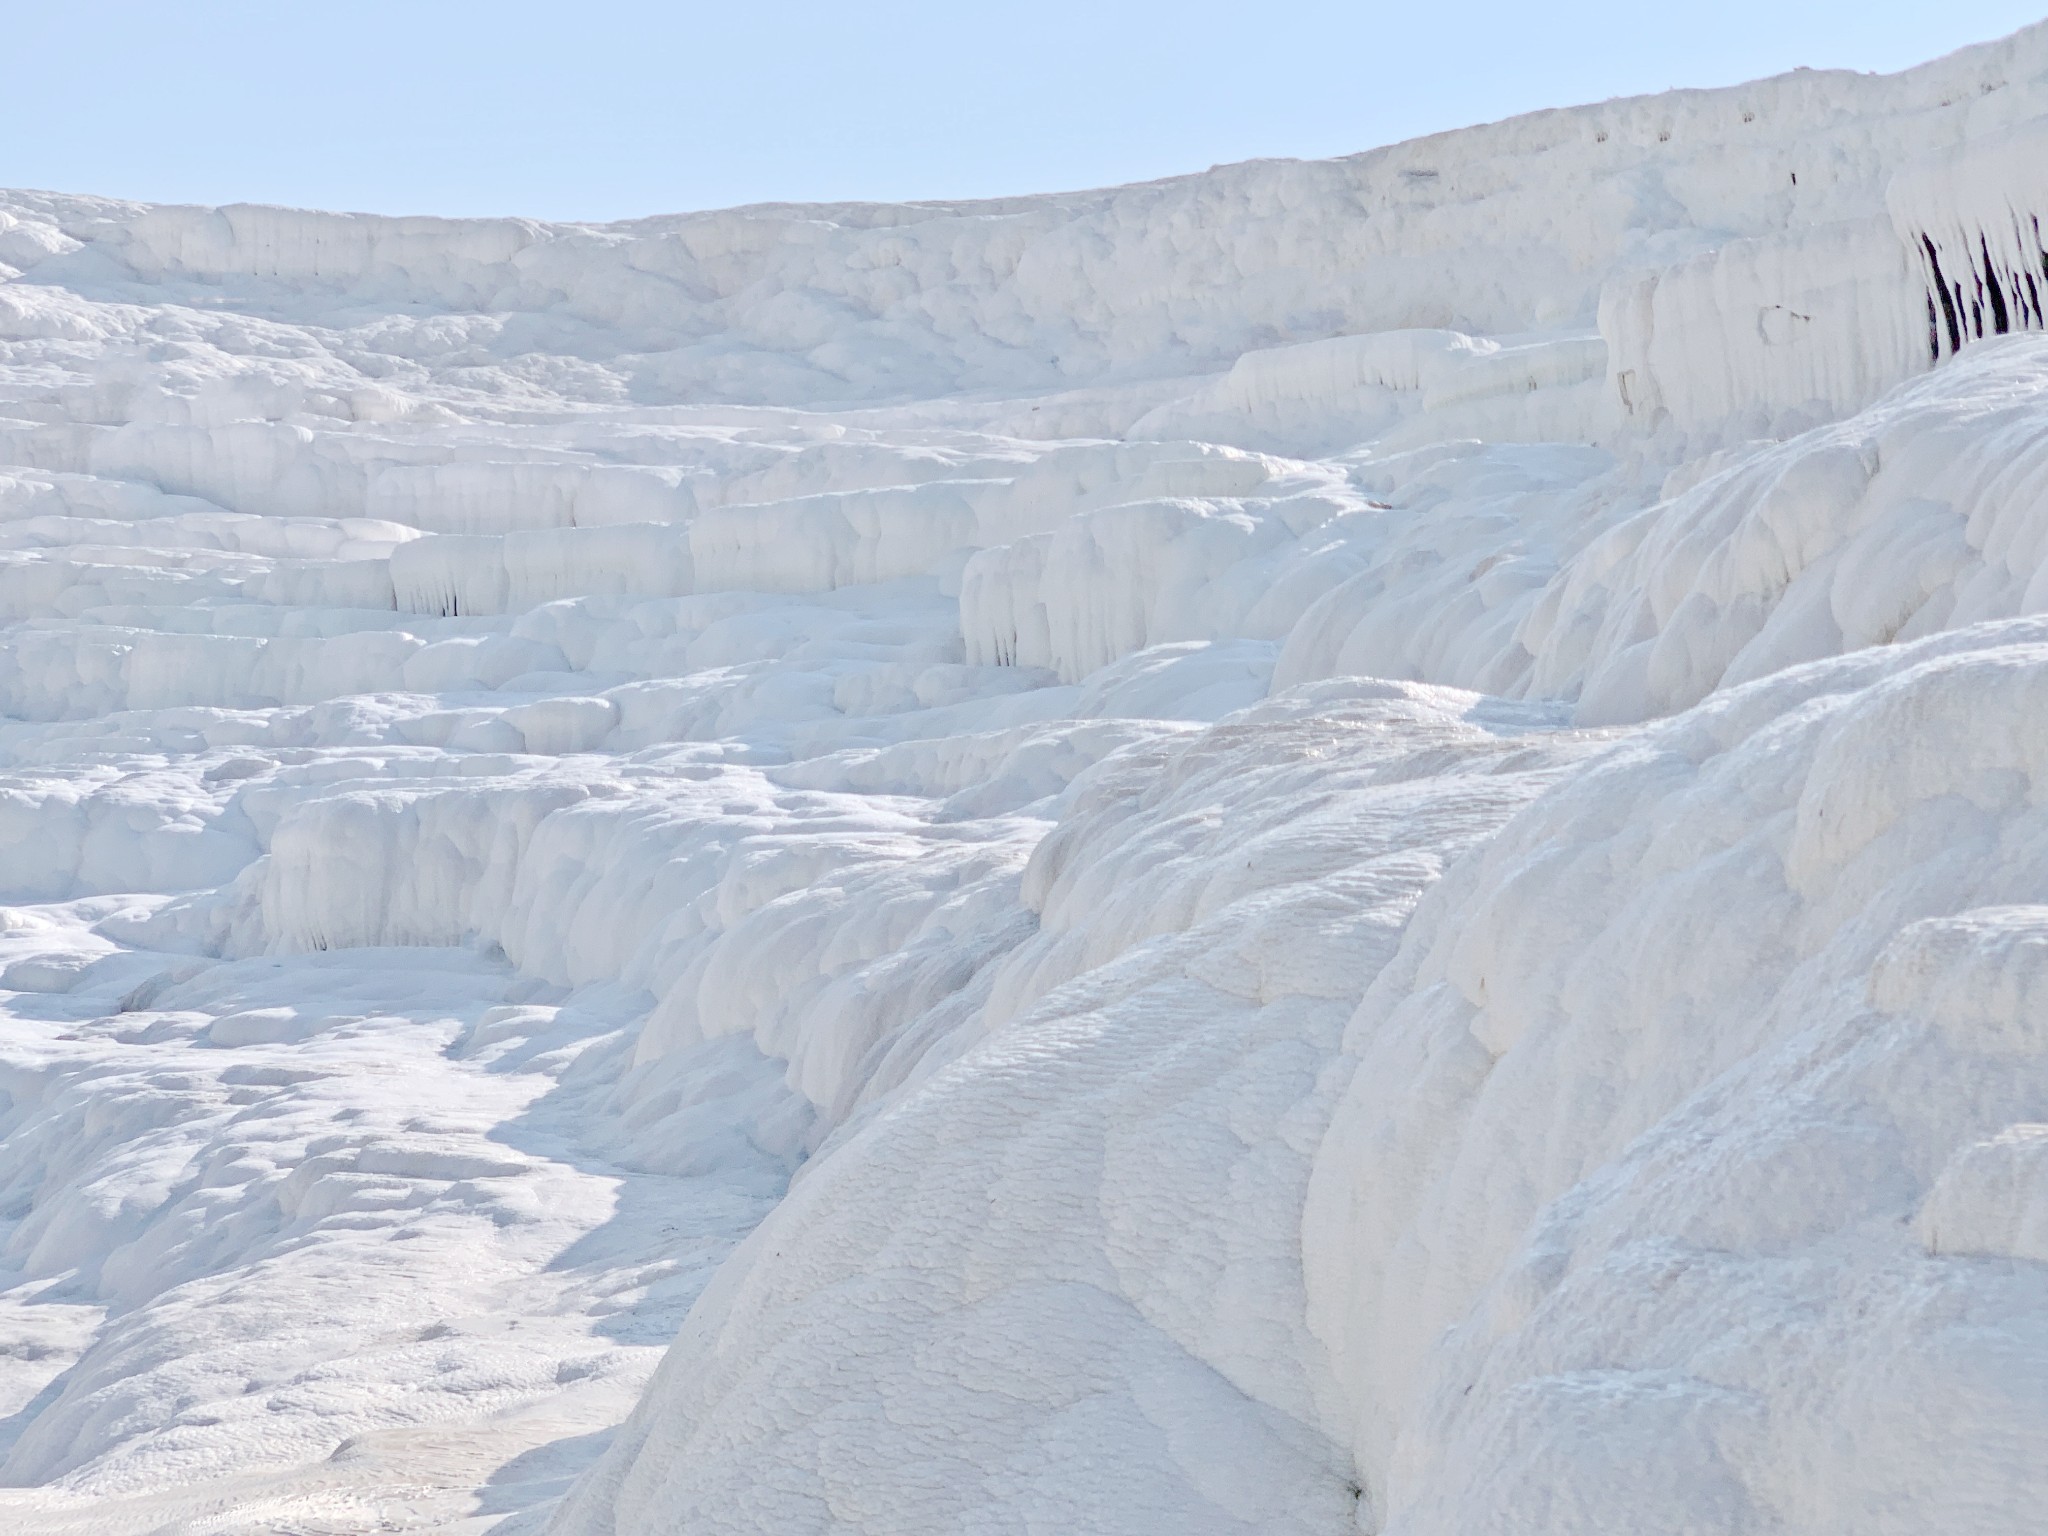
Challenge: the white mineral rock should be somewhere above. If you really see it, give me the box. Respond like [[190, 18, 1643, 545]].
[[3, 21, 2048, 1536]]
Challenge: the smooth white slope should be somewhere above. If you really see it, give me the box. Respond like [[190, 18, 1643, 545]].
[[548, 682, 1593, 1534]]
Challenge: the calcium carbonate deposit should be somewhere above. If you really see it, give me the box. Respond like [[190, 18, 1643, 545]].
[[4, 22, 2048, 1535]]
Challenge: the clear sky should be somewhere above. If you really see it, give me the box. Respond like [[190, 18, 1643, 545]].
[[9, 2, 2046, 221]]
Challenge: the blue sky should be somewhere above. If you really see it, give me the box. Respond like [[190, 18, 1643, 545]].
[[8, 2, 2046, 220]]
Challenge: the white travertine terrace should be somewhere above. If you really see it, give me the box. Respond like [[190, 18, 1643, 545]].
[[3, 22, 2048, 1536]]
